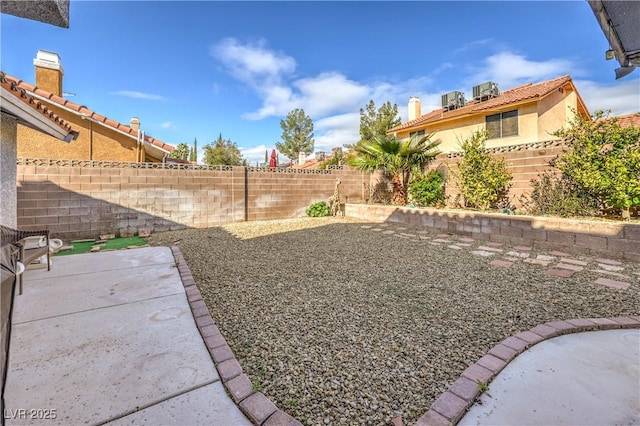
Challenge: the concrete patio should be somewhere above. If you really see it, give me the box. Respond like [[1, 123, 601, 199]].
[[458, 329, 640, 425], [4, 247, 250, 425]]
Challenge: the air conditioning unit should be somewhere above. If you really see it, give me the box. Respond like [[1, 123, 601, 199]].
[[441, 91, 466, 110], [473, 82, 499, 100]]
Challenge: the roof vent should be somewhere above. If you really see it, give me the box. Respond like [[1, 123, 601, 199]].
[[441, 91, 466, 111], [473, 81, 499, 101]]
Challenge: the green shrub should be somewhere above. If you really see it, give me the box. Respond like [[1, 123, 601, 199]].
[[408, 170, 445, 207], [306, 201, 330, 217], [451, 130, 512, 210], [520, 172, 599, 217], [554, 110, 640, 220]]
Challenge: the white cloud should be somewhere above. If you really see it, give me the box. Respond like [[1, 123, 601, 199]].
[[242, 85, 296, 120], [160, 121, 176, 130], [111, 90, 166, 101], [211, 38, 295, 87], [240, 144, 271, 166], [210, 39, 450, 151], [469, 51, 574, 89], [314, 113, 361, 151], [574, 79, 640, 116], [214, 40, 635, 158], [452, 39, 494, 55], [293, 73, 369, 117]]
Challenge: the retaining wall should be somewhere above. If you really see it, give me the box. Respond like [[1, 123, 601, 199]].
[[345, 203, 640, 261]]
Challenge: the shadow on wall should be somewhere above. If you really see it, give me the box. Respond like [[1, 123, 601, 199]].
[[17, 181, 197, 241], [345, 203, 640, 261], [16, 170, 370, 240], [16, 163, 371, 240]]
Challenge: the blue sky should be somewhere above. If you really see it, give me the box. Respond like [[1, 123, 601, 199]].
[[2, 1, 639, 165]]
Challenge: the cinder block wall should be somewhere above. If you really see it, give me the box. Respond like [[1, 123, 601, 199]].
[[16, 162, 367, 240], [17, 164, 246, 240], [346, 203, 640, 261], [246, 168, 368, 221], [433, 140, 565, 207]]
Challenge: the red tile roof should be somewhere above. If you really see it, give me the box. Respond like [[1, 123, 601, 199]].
[[389, 75, 589, 133], [1, 71, 78, 138], [293, 158, 321, 169], [2, 72, 174, 153], [614, 112, 640, 128]]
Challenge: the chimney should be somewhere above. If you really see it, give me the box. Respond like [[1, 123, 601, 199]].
[[408, 96, 421, 121], [298, 152, 306, 165], [130, 117, 140, 131], [33, 50, 64, 96]]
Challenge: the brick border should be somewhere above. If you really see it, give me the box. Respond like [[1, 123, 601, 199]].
[[172, 247, 639, 426], [170, 246, 303, 426], [414, 316, 640, 425]]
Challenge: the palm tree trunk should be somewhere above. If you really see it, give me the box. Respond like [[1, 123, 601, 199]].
[[392, 173, 406, 205]]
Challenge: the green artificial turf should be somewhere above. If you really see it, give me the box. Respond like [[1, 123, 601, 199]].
[[54, 236, 147, 256]]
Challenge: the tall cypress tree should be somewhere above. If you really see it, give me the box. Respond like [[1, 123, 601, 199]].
[[190, 138, 198, 162]]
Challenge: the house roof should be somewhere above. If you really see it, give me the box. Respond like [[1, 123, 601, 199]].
[[1, 71, 78, 142], [613, 112, 640, 128], [293, 158, 322, 169], [389, 75, 590, 134], [2, 72, 174, 154], [1, 0, 70, 28]]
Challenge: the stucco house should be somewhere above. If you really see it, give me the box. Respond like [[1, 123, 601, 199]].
[[6, 50, 174, 163], [1, 71, 78, 227], [389, 75, 590, 153]]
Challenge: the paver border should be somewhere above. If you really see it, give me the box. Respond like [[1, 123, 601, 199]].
[[170, 246, 303, 426], [414, 316, 640, 426], [173, 242, 638, 426]]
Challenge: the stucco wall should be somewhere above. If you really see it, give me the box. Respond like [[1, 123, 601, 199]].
[[34, 67, 62, 97], [1, 115, 18, 228], [17, 104, 144, 162], [396, 102, 542, 153], [538, 87, 570, 139]]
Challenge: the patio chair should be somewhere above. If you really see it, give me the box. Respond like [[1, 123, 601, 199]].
[[0, 225, 50, 294]]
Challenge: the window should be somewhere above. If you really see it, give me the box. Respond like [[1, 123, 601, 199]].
[[486, 110, 518, 139], [410, 130, 425, 140]]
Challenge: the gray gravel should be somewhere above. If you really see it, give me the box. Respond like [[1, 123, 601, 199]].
[[148, 217, 640, 425]]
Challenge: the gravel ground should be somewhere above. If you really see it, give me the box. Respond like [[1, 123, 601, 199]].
[[148, 217, 640, 425]]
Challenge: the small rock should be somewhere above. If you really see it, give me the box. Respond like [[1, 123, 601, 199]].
[[138, 228, 152, 237]]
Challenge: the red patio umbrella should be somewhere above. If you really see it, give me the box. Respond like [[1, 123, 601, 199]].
[[269, 149, 277, 168]]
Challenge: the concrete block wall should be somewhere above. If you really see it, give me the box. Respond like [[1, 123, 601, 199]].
[[246, 168, 368, 221], [434, 140, 565, 207], [16, 162, 367, 240], [16, 164, 245, 240], [345, 203, 640, 261]]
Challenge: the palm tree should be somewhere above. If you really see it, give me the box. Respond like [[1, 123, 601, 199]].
[[348, 134, 441, 205]]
